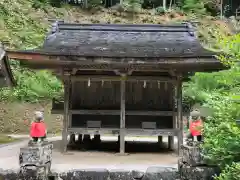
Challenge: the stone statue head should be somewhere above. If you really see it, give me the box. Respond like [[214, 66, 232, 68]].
[[190, 109, 200, 121], [34, 111, 43, 122]]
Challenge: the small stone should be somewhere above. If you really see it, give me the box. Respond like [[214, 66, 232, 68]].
[[142, 166, 178, 180]]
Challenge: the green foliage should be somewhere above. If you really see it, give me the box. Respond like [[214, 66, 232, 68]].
[[32, 0, 62, 9], [202, 97, 240, 168], [218, 33, 240, 66], [87, 0, 102, 8], [182, 0, 206, 15], [183, 30, 240, 178], [155, 6, 166, 15], [215, 163, 240, 180], [123, 0, 144, 13], [0, 0, 63, 102], [0, 69, 63, 102]]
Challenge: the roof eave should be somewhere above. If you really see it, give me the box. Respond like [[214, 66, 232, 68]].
[[6, 50, 226, 72]]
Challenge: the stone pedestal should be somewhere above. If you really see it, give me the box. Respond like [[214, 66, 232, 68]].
[[178, 141, 220, 180], [181, 143, 204, 166]]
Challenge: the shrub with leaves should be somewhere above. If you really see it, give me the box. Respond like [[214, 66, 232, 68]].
[[218, 33, 240, 66], [182, 0, 206, 15], [202, 96, 240, 168], [184, 29, 240, 178], [155, 6, 166, 15], [215, 163, 240, 180], [0, 69, 62, 102], [123, 0, 143, 13], [0, 0, 64, 102]]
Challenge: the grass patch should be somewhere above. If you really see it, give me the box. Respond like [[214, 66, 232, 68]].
[[0, 135, 18, 144]]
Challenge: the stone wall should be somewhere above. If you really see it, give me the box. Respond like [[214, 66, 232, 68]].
[[0, 167, 179, 180]]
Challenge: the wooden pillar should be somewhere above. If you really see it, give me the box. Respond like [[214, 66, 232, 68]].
[[168, 136, 174, 149], [120, 78, 126, 154], [68, 79, 74, 146], [62, 74, 70, 153], [158, 136, 163, 144], [168, 82, 175, 150], [176, 75, 183, 155]]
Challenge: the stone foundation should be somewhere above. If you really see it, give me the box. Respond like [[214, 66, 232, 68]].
[[178, 142, 220, 180], [0, 167, 179, 180]]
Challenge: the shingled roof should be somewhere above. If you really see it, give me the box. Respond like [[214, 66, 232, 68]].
[[42, 23, 218, 58], [6, 22, 226, 72], [0, 44, 15, 87]]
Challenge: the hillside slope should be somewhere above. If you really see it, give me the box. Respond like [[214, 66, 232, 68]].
[[1, 0, 232, 49]]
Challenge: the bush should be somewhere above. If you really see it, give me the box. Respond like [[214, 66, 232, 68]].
[[215, 163, 240, 180], [183, 31, 240, 178], [202, 96, 240, 168], [182, 0, 206, 15], [87, 0, 102, 8], [123, 0, 143, 13], [155, 6, 166, 15], [32, 0, 62, 9], [0, 69, 62, 102]]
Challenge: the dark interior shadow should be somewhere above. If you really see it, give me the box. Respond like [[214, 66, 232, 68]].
[[52, 139, 173, 154]]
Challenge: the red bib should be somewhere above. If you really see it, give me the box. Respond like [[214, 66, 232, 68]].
[[30, 122, 46, 137], [190, 120, 202, 136]]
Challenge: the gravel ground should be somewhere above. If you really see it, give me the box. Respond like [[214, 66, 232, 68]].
[[0, 135, 178, 172]]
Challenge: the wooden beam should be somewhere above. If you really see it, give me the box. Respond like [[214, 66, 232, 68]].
[[52, 109, 189, 116], [59, 69, 173, 75], [120, 79, 126, 154], [70, 110, 175, 116], [7, 51, 47, 61], [62, 75, 70, 153], [176, 75, 183, 155], [67, 128, 179, 136], [67, 75, 176, 82]]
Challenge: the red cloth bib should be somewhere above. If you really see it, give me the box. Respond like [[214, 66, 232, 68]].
[[190, 120, 202, 136], [30, 122, 46, 137]]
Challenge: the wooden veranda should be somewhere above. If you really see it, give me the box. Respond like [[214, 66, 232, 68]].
[[6, 22, 225, 154]]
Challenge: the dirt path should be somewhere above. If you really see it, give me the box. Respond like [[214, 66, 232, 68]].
[[0, 136, 178, 172]]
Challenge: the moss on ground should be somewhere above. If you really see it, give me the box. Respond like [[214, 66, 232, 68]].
[[0, 135, 18, 144]]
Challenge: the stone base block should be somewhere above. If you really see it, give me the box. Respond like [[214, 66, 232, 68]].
[[181, 144, 205, 166], [179, 164, 220, 180]]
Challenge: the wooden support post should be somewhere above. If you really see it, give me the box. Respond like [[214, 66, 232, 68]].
[[68, 80, 73, 146], [62, 74, 70, 153], [69, 134, 76, 146], [120, 78, 126, 154], [177, 75, 183, 155], [168, 136, 174, 150], [158, 136, 163, 144], [168, 83, 175, 150]]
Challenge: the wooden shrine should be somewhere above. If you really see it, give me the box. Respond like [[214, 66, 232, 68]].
[[6, 22, 225, 154]]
